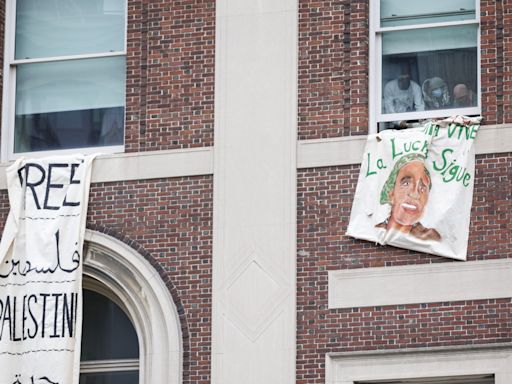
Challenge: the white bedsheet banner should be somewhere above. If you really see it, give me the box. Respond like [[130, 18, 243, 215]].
[[0, 155, 95, 384], [347, 117, 480, 260]]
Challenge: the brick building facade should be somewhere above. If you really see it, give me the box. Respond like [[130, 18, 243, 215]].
[[0, 1, 510, 384]]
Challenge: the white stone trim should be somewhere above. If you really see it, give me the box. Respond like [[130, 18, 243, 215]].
[[212, 0, 297, 383], [80, 359, 139, 374], [83, 230, 182, 384], [326, 344, 512, 384], [89, 147, 213, 182], [329, 259, 512, 309], [297, 135, 367, 169], [0, 124, 509, 189], [298, 124, 512, 169], [0, 146, 214, 189]]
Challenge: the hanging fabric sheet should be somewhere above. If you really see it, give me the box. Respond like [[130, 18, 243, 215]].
[[0, 154, 96, 384], [347, 116, 481, 260]]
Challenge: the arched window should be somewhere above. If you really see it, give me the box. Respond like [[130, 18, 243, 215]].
[[81, 230, 182, 384], [80, 283, 140, 384]]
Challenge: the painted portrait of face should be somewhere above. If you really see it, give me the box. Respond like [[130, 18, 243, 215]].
[[388, 161, 430, 226], [377, 153, 440, 241]]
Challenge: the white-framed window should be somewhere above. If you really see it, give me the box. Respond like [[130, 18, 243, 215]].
[[357, 375, 493, 384], [369, 1, 481, 132], [1, 0, 127, 161], [326, 345, 512, 384], [83, 230, 183, 384]]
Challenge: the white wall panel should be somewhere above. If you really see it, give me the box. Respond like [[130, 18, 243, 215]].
[[212, 1, 297, 383], [329, 259, 512, 309]]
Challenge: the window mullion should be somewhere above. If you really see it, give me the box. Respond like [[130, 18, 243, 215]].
[[377, 107, 481, 123], [375, 33, 383, 128], [376, 18, 479, 33], [369, 0, 378, 132], [381, 9, 475, 24], [80, 359, 139, 373], [12, 51, 127, 66], [2, 0, 18, 161]]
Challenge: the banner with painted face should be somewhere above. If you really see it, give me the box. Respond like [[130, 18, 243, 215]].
[[0, 155, 95, 384], [347, 116, 481, 260]]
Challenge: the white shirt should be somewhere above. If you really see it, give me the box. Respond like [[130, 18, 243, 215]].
[[383, 79, 425, 114]]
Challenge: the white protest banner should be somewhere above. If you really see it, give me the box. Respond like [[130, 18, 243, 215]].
[[347, 116, 481, 260], [0, 155, 95, 384]]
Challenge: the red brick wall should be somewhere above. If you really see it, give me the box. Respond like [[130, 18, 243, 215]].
[[298, 0, 370, 140], [296, 152, 512, 383], [0, 179, 213, 383], [87, 176, 213, 384], [0, 2, 509, 384], [503, 0, 512, 123], [480, 0, 512, 125], [0, 176, 213, 383], [0, 0, 215, 153], [481, 0, 504, 125], [297, 299, 511, 383], [125, 0, 215, 152], [299, 0, 512, 140]]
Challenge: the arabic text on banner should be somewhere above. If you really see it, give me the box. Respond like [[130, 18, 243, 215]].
[[0, 155, 95, 384]]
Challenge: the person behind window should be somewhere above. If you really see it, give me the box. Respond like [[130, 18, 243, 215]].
[[422, 77, 450, 110], [453, 83, 477, 107], [99, 107, 124, 146], [383, 67, 425, 115]]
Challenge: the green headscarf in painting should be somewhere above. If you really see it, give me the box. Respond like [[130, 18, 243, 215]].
[[380, 153, 432, 205]]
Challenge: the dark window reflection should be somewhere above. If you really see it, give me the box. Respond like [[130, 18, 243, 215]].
[[14, 106, 124, 153], [79, 371, 138, 384], [81, 289, 139, 361]]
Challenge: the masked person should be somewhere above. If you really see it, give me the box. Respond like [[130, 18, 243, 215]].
[[376, 153, 441, 241], [422, 77, 450, 110]]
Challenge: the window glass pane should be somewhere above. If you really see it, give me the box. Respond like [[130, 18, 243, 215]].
[[81, 290, 139, 361], [15, 0, 125, 59], [381, 25, 478, 116], [381, 0, 476, 27], [14, 56, 125, 153], [79, 371, 138, 384], [382, 25, 478, 55], [359, 375, 493, 384]]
